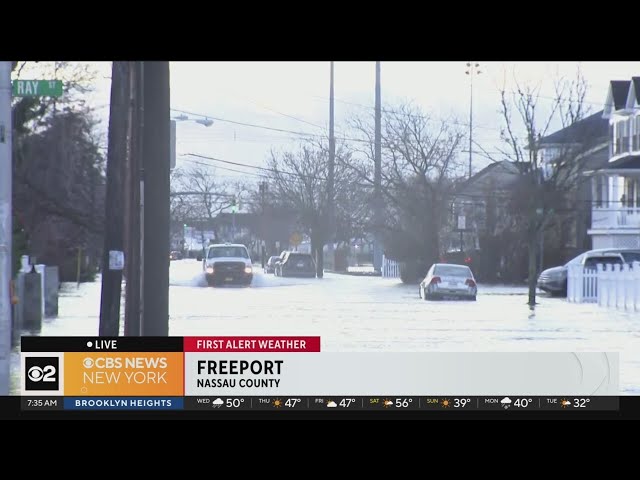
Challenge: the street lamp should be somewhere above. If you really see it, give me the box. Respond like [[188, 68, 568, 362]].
[[171, 114, 214, 127], [465, 62, 481, 179]]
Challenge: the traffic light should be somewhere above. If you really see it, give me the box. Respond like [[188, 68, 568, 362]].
[[231, 196, 238, 213]]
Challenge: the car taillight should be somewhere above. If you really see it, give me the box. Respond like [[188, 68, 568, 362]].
[[464, 257, 472, 263], [465, 279, 476, 287], [429, 276, 441, 285]]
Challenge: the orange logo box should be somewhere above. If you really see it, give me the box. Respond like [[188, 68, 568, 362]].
[[64, 352, 183, 396]]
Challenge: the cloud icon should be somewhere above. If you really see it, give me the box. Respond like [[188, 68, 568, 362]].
[[213, 398, 224, 405], [327, 400, 337, 408], [384, 400, 393, 406], [500, 397, 512, 404]]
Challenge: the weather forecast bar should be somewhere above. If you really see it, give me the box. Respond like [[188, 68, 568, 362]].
[[180, 396, 619, 411], [19, 396, 619, 411]]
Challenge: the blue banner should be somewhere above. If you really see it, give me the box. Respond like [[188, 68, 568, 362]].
[[64, 397, 184, 410]]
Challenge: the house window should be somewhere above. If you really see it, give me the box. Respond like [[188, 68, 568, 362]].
[[615, 120, 627, 154], [595, 178, 603, 208], [634, 116, 640, 152]]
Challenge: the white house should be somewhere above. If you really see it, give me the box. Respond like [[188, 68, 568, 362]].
[[587, 77, 640, 249]]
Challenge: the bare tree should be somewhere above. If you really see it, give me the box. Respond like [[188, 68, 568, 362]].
[[492, 70, 602, 307], [170, 164, 247, 249], [347, 103, 466, 280], [266, 140, 363, 276]]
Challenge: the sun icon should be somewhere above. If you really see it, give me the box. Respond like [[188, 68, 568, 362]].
[[383, 399, 393, 408], [273, 399, 283, 408], [441, 399, 451, 408], [560, 398, 570, 409]]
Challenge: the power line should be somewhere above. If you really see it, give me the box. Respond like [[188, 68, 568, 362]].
[[241, 97, 326, 130], [171, 106, 501, 141], [179, 157, 268, 179], [179, 154, 622, 208], [182, 152, 333, 185], [310, 96, 503, 132]]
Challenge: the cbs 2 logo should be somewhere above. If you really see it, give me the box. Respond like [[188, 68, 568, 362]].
[[27, 365, 57, 382]]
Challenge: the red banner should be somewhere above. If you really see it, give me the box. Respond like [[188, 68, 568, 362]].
[[183, 336, 321, 352]]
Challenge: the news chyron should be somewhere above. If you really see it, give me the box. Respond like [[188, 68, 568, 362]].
[[20, 336, 620, 412]]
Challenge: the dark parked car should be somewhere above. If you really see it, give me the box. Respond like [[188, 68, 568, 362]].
[[537, 248, 640, 296], [277, 252, 316, 278], [264, 256, 280, 274]]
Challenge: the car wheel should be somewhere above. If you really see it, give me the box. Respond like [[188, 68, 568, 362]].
[[206, 277, 215, 287]]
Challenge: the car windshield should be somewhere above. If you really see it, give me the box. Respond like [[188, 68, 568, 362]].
[[434, 265, 471, 277], [584, 256, 623, 268], [208, 247, 248, 259]]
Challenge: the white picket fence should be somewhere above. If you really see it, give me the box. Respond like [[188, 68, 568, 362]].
[[567, 261, 640, 311], [567, 264, 599, 303], [382, 255, 401, 278]]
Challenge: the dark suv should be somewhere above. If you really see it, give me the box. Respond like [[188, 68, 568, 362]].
[[277, 252, 316, 278], [537, 248, 640, 296]]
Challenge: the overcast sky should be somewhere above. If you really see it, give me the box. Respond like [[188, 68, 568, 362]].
[[18, 61, 640, 182]]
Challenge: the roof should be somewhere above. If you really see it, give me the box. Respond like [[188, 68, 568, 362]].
[[634, 77, 640, 101], [611, 80, 631, 110], [456, 160, 521, 195], [538, 110, 608, 146], [208, 243, 247, 248], [607, 155, 640, 169]]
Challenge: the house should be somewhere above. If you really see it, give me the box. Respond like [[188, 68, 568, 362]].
[[450, 160, 523, 281], [537, 110, 609, 253], [586, 77, 640, 249]]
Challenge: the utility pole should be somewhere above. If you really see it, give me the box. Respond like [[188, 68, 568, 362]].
[[141, 61, 170, 336], [231, 196, 237, 242], [0, 61, 13, 395], [465, 62, 481, 179], [99, 61, 131, 336], [138, 62, 145, 335], [260, 182, 267, 268], [326, 61, 335, 276], [373, 61, 383, 273], [124, 61, 143, 336]]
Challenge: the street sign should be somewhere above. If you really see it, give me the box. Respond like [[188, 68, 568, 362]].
[[108, 250, 125, 271], [457, 215, 466, 231], [12, 80, 63, 97], [290, 232, 302, 246]]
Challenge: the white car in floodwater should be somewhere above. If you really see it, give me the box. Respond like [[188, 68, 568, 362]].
[[419, 263, 477, 301]]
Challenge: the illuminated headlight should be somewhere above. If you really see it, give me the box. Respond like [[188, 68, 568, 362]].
[[206, 266, 214, 274], [244, 266, 253, 274]]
